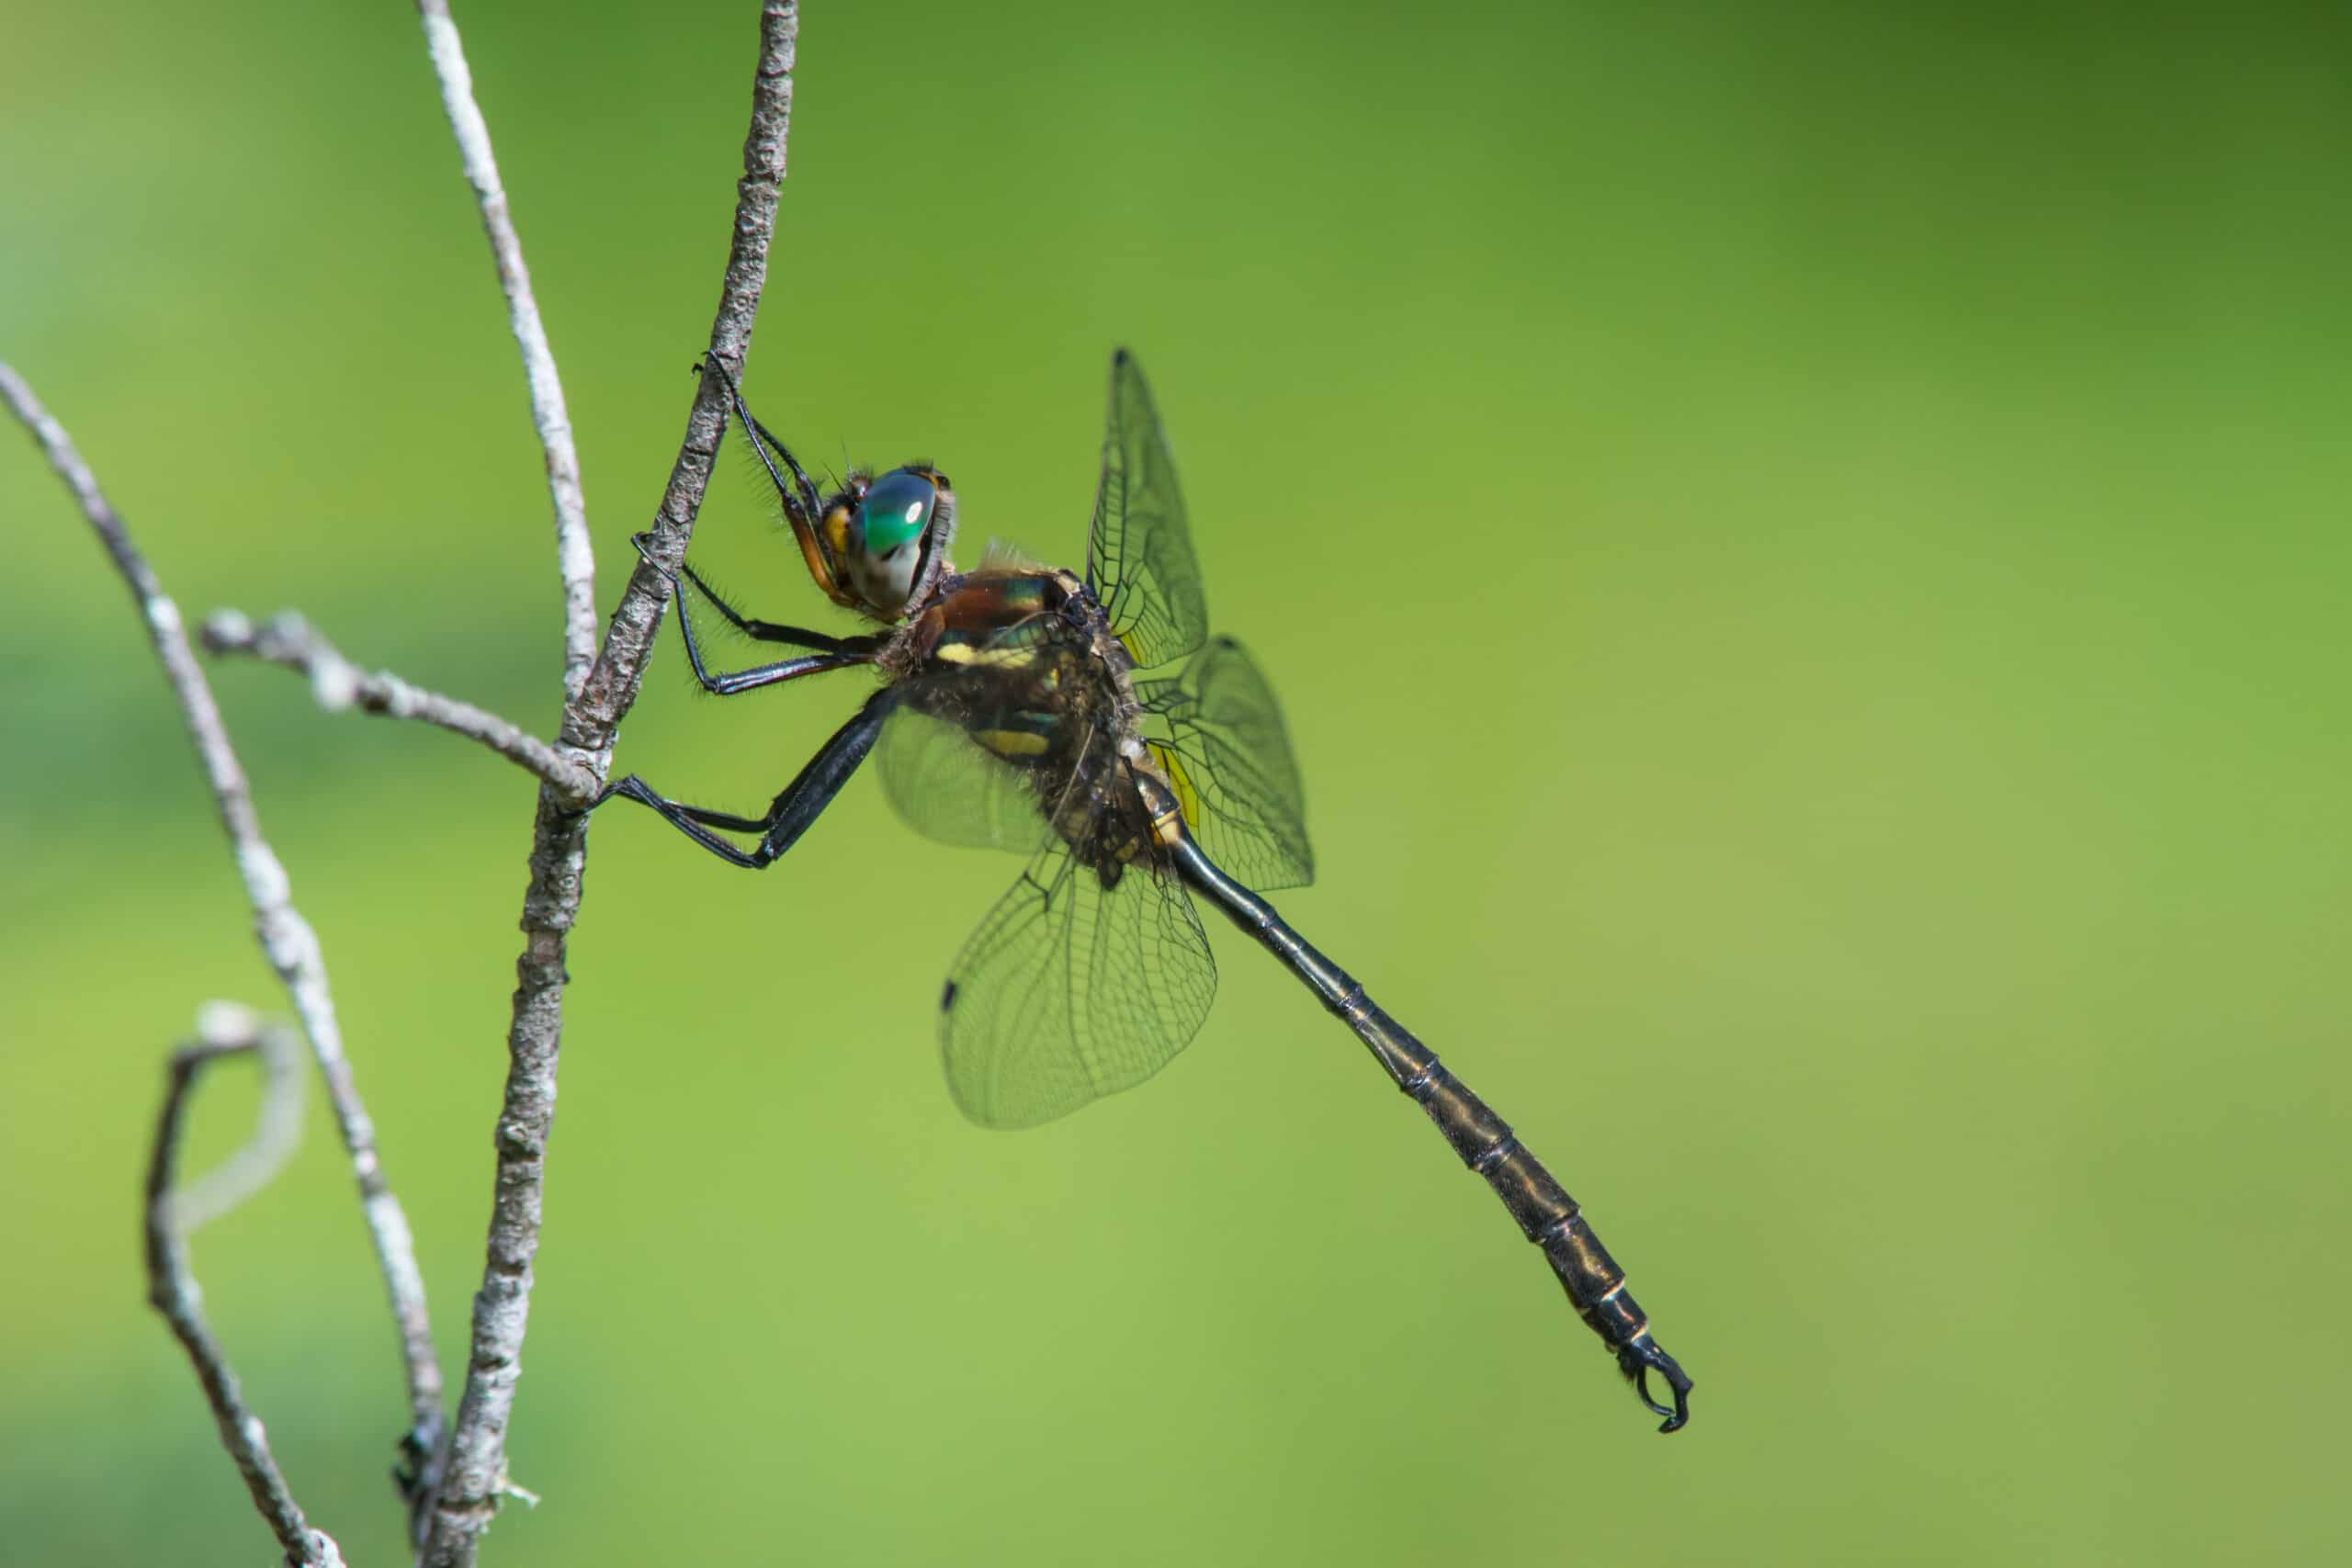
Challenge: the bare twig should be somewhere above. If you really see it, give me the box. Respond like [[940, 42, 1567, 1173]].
[[144, 1006, 345, 1568], [0, 362, 446, 1477], [414, 0, 598, 702], [419, 5, 801, 1563], [201, 609, 600, 801]]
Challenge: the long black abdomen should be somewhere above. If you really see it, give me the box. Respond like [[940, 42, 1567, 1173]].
[[1159, 818, 1693, 1433]]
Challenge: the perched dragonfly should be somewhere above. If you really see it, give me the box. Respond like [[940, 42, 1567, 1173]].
[[598, 351, 1694, 1431]]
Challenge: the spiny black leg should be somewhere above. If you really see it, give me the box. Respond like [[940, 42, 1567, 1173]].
[[598, 776, 769, 866], [735, 393, 822, 528], [627, 532, 878, 694], [628, 531, 854, 652], [663, 565, 866, 695], [682, 645, 872, 698], [677, 561, 859, 650], [596, 688, 898, 869], [698, 354, 821, 525]]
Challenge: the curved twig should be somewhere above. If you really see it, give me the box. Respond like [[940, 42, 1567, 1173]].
[[164, 1000, 311, 1234], [201, 609, 599, 801], [414, 0, 598, 702], [144, 1007, 344, 1568], [418, 6, 801, 1563], [0, 359, 446, 1471]]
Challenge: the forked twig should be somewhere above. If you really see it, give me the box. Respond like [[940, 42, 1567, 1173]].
[[10, 0, 803, 1559], [143, 1006, 343, 1568], [418, 5, 802, 1563], [0, 360, 446, 1471]]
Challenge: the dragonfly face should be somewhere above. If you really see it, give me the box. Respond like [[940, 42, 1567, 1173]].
[[716, 368, 960, 626], [809, 463, 958, 623]]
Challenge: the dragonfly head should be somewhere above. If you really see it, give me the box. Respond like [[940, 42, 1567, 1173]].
[[803, 464, 958, 624]]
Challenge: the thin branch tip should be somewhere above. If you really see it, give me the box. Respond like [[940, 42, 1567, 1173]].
[[413, 0, 597, 700], [204, 606, 601, 801]]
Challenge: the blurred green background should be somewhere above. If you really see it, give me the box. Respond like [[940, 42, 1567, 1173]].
[[6, 1, 2347, 1562]]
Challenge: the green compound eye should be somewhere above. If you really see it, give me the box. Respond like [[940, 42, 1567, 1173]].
[[859, 468, 937, 558]]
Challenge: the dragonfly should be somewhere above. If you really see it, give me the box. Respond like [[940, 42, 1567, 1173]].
[[597, 350, 1694, 1432]]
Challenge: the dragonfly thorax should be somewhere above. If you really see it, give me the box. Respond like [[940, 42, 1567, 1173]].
[[885, 568, 1164, 886]]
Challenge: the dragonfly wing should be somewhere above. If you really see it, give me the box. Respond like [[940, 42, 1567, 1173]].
[[873, 699, 1052, 854], [1085, 350, 1209, 671], [1136, 636, 1314, 891], [940, 836, 1218, 1129]]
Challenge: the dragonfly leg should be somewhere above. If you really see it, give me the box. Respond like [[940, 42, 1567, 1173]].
[[681, 564, 849, 647], [628, 532, 875, 695], [598, 688, 896, 868], [697, 354, 823, 526], [678, 642, 872, 698], [734, 395, 823, 531]]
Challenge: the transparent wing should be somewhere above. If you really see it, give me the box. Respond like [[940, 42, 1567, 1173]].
[[940, 838, 1218, 1130], [873, 702, 1051, 854], [1085, 350, 1209, 671], [1136, 636, 1314, 891]]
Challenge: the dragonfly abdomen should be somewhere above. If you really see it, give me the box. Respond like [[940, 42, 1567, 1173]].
[[1148, 783, 1692, 1433], [1389, 1043, 1672, 1390], [1400, 1055, 1618, 1287], [1338, 999, 1670, 1371]]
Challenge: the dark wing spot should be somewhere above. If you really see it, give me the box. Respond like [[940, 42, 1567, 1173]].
[[940, 978, 958, 1012]]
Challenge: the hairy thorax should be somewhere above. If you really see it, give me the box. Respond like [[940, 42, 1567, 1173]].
[[881, 569, 1170, 884]]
